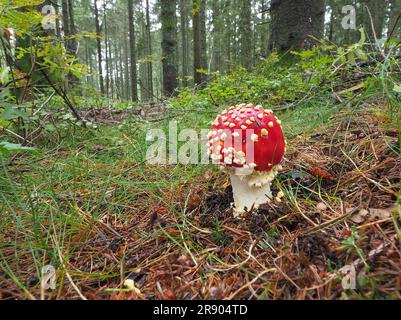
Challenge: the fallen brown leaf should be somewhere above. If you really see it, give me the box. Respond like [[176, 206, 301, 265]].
[[309, 166, 335, 180]]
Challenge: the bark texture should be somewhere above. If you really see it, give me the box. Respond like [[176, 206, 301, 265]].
[[161, 0, 179, 95], [128, 0, 138, 101], [193, 0, 207, 85], [93, 0, 105, 94], [268, 0, 326, 53]]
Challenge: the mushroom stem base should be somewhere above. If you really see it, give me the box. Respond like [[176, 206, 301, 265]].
[[229, 173, 273, 218]]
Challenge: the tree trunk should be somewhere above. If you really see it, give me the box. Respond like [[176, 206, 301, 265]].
[[211, 0, 222, 72], [66, 0, 78, 88], [67, 0, 78, 55], [259, 0, 270, 58], [145, 0, 154, 99], [139, 12, 148, 102], [109, 37, 115, 99], [223, 0, 232, 71], [93, 0, 105, 94], [180, 0, 190, 86], [114, 40, 121, 99], [239, 1, 252, 69], [268, 0, 326, 53], [61, 0, 70, 38], [193, 0, 206, 85], [87, 43, 94, 89], [200, 0, 207, 81], [161, 0, 179, 96], [55, 1, 62, 39], [388, 0, 401, 39], [124, 24, 130, 100], [328, 5, 334, 42], [128, 0, 138, 102], [103, 3, 110, 97], [193, 0, 201, 85], [60, 0, 79, 90], [119, 45, 124, 100]]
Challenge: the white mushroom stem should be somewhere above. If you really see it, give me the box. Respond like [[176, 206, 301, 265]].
[[229, 168, 279, 218]]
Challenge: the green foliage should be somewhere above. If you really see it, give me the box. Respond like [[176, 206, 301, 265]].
[[0, 2, 43, 34], [171, 29, 397, 114], [341, 228, 370, 272], [0, 141, 38, 157], [1, 105, 29, 121], [333, 28, 369, 65], [0, 1, 96, 158], [172, 46, 338, 109]]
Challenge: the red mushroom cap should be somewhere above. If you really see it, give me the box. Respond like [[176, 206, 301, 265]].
[[208, 104, 286, 171]]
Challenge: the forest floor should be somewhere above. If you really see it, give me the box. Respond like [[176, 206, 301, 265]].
[[0, 94, 400, 300]]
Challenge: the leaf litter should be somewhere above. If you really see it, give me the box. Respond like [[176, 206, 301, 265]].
[[0, 106, 400, 300]]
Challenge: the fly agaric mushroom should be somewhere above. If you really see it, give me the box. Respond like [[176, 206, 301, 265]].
[[207, 104, 286, 218]]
